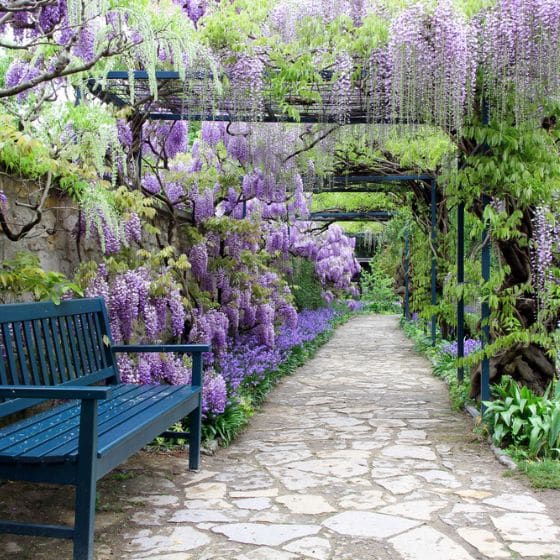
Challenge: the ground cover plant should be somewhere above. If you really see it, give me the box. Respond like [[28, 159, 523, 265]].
[[483, 377, 560, 489], [483, 377, 560, 460]]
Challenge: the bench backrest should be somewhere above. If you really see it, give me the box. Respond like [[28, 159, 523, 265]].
[[0, 298, 118, 417]]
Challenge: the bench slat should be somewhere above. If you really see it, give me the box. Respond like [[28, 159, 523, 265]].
[[0, 382, 135, 447], [92, 314, 108, 369], [0, 338, 8, 385], [0, 384, 199, 462], [0, 367, 117, 418], [85, 314, 100, 372], [57, 316, 74, 382], [22, 321, 41, 385], [41, 319, 59, 384], [13, 322, 31, 385], [97, 386, 198, 457], [60, 317, 81, 379], [31, 320, 49, 384], [1, 324, 18, 384], [49, 318, 66, 383], [79, 314, 95, 373], [71, 316, 89, 376], [10, 385, 166, 458], [51, 386, 190, 458]]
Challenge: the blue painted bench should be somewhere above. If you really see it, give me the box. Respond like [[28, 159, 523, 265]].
[[0, 297, 210, 560]]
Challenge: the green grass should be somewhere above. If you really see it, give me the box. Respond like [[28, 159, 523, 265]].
[[518, 459, 560, 489]]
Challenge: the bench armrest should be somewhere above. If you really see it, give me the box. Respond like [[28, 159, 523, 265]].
[[0, 385, 113, 400], [111, 344, 211, 354]]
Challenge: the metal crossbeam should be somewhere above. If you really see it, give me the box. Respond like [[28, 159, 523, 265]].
[[331, 174, 433, 183], [305, 211, 394, 222], [84, 71, 415, 125]]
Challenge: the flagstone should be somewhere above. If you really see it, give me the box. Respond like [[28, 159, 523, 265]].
[[416, 469, 461, 488], [509, 542, 560, 557], [382, 445, 437, 461], [131, 509, 168, 526], [398, 429, 427, 440], [454, 489, 493, 500], [323, 511, 420, 539], [276, 494, 335, 515], [232, 498, 273, 511], [128, 495, 179, 507], [379, 499, 447, 521], [283, 536, 332, 559], [285, 457, 369, 478], [255, 449, 313, 466], [236, 548, 299, 560], [440, 503, 494, 526], [491, 513, 560, 543], [125, 527, 211, 553], [211, 523, 320, 546], [337, 489, 389, 509], [457, 527, 510, 558], [230, 488, 279, 498], [170, 510, 240, 523], [389, 526, 476, 560], [184, 483, 227, 500], [483, 493, 547, 513], [376, 475, 421, 494], [184, 499, 233, 510]]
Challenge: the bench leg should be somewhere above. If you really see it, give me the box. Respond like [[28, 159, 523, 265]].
[[188, 399, 202, 471], [74, 472, 97, 560], [74, 400, 98, 560]]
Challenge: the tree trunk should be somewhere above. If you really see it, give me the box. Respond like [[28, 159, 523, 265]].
[[470, 208, 557, 397]]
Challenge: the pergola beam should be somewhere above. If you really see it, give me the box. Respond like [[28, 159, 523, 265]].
[[305, 211, 394, 222], [85, 71, 416, 125]]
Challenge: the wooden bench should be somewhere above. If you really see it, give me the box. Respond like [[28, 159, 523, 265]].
[[0, 297, 210, 560]]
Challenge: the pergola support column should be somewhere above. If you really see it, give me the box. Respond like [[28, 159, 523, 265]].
[[404, 227, 410, 320], [431, 179, 437, 346], [457, 202, 465, 382], [481, 194, 491, 411]]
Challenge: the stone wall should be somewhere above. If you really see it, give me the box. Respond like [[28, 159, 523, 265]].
[[0, 175, 85, 277], [1, 175, 177, 284]]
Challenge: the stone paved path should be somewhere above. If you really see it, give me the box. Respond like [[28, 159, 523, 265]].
[[3, 315, 559, 559], [105, 315, 560, 560]]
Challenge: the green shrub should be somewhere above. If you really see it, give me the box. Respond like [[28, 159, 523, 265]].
[[360, 267, 400, 314], [291, 257, 325, 311], [483, 376, 560, 459], [0, 252, 82, 304]]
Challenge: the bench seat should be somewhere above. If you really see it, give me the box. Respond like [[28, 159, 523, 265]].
[[0, 383, 200, 468]]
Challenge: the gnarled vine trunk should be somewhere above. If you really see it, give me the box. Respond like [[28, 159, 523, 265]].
[[470, 207, 557, 397]]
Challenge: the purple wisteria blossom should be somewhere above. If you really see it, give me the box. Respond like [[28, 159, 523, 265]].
[[442, 338, 482, 357]]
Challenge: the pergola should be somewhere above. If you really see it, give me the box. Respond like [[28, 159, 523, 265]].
[[86, 70, 491, 405]]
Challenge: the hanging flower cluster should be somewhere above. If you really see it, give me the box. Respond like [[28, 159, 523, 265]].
[[482, 0, 560, 121], [85, 264, 185, 344], [185, 0, 560, 128], [388, 1, 477, 130], [531, 206, 558, 295]]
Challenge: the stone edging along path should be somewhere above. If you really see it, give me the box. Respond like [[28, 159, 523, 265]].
[[2, 314, 559, 559]]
